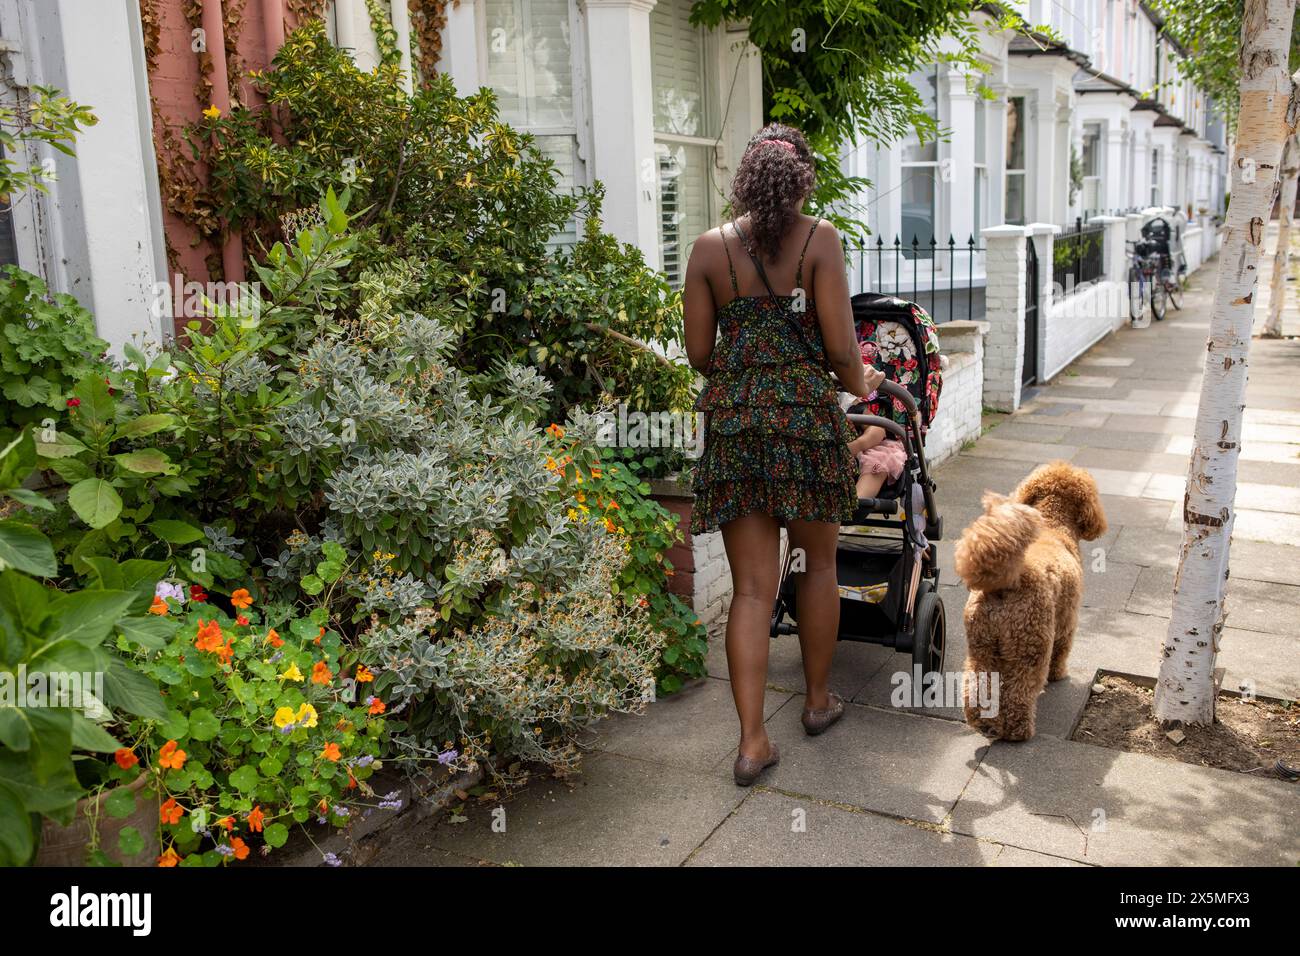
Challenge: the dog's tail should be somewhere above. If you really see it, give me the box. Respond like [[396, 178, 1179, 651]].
[[954, 491, 1044, 593]]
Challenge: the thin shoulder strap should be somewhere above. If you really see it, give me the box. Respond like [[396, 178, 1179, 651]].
[[795, 217, 821, 289], [732, 220, 780, 304], [720, 223, 740, 295]]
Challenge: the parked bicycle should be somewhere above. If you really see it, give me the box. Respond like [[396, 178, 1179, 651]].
[[1127, 238, 1166, 325], [1141, 216, 1186, 311]]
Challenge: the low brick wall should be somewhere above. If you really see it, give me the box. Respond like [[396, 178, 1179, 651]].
[[924, 320, 988, 465], [650, 478, 731, 628]]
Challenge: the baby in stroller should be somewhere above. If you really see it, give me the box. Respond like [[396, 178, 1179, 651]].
[[840, 298, 944, 500], [845, 353, 907, 501]]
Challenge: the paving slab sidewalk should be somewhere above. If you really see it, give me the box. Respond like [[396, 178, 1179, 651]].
[[367, 261, 1300, 868]]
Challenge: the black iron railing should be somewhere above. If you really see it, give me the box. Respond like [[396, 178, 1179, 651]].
[[1054, 216, 1106, 289], [844, 234, 986, 324]]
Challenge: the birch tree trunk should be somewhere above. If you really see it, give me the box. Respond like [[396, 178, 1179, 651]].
[[1154, 0, 1300, 726], [1262, 130, 1299, 337]]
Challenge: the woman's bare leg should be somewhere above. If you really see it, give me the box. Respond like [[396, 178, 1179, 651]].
[[720, 512, 781, 761], [786, 519, 842, 711]]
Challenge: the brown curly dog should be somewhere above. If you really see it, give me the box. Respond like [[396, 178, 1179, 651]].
[[955, 461, 1107, 741]]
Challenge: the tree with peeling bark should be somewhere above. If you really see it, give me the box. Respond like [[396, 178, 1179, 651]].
[[1154, 0, 1300, 726], [1263, 130, 1298, 337]]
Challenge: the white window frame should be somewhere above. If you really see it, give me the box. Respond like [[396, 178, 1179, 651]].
[[1004, 95, 1028, 226], [478, 0, 592, 243], [651, 0, 720, 288]]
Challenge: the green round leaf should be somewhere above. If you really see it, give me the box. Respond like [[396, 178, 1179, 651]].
[[263, 822, 289, 848]]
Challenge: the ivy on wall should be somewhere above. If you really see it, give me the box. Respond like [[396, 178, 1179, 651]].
[[139, 0, 458, 278], [409, 0, 453, 87]]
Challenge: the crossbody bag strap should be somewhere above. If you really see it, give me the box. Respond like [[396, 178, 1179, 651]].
[[733, 220, 828, 371]]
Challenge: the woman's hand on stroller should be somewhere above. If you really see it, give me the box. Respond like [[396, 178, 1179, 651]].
[[858, 366, 886, 400]]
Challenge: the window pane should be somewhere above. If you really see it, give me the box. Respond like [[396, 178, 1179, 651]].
[[485, 0, 574, 129], [902, 65, 939, 163], [1005, 171, 1025, 225], [657, 142, 710, 287], [1006, 96, 1025, 170], [534, 134, 580, 248], [0, 146, 16, 268], [901, 166, 935, 252], [651, 0, 707, 136]]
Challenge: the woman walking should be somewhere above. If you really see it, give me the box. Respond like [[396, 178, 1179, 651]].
[[683, 124, 883, 786]]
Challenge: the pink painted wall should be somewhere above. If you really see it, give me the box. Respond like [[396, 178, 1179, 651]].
[[147, 1, 300, 288]]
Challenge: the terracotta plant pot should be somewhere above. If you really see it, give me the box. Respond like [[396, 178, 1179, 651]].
[[35, 772, 160, 867]]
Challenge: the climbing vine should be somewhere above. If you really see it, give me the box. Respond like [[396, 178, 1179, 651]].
[[410, 0, 453, 86]]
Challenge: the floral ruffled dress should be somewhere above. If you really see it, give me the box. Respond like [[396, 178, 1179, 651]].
[[690, 220, 858, 534]]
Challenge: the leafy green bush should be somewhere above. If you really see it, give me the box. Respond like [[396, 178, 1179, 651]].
[[123, 589, 388, 866], [0, 267, 109, 430], [199, 19, 693, 418], [0, 433, 168, 866]]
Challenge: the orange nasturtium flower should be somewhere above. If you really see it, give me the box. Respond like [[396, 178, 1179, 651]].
[[355, 665, 374, 683], [215, 638, 234, 666], [114, 748, 138, 770], [230, 837, 250, 861], [546, 423, 565, 439], [160, 798, 184, 825], [311, 661, 333, 685], [368, 698, 386, 716], [158, 739, 187, 771], [217, 816, 234, 832], [265, 628, 284, 648], [235, 615, 249, 627], [320, 742, 341, 762], [157, 847, 181, 867], [230, 588, 253, 610], [148, 596, 169, 616], [247, 806, 265, 833], [195, 619, 223, 654]]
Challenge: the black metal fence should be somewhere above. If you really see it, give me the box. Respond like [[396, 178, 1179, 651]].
[[1054, 216, 1106, 289], [844, 234, 986, 324]]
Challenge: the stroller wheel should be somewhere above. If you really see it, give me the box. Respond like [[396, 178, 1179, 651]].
[[911, 589, 946, 678]]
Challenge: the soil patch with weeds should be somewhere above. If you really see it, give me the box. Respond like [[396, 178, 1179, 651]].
[[1073, 674, 1300, 780]]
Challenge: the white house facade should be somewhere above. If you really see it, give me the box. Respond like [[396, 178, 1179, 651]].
[[841, 0, 1227, 319]]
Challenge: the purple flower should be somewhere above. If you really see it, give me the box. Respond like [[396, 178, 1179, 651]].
[[215, 844, 235, 857], [334, 805, 350, 818], [437, 749, 459, 766], [322, 852, 342, 867], [317, 815, 327, 824], [280, 723, 295, 735], [354, 755, 374, 768], [155, 581, 186, 603], [378, 799, 403, 811]]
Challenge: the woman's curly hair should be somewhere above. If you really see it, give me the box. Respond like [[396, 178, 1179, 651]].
[[728, 124, 816, 262]]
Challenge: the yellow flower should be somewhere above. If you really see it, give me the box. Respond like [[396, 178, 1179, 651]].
[[202, 104, 221, 120], [279, 663, 305, 682], [567, 508, 579, 521], [295, 703, 319, 729], [273, 706, 297, 728]]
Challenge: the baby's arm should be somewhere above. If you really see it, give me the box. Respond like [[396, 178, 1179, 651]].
[[848, 425, 887, 455]]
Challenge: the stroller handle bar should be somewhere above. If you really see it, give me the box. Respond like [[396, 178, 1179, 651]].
[[845, 413, 907, 442]]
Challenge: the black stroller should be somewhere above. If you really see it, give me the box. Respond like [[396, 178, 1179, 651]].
[[768, 293, 946, 678]]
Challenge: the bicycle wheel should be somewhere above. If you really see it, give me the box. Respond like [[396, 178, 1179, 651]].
[[1151, 274, 1167, 321], [1128, 265, 1143, 322], [1166, 269, 1183, 310]]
